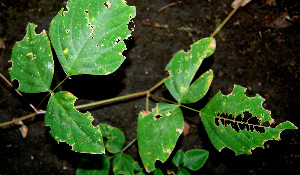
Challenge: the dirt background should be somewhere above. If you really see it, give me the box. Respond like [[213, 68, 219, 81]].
[[0, 0, 299, 174]]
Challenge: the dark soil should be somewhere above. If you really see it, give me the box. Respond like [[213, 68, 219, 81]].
[[1, 0, 299, 174]]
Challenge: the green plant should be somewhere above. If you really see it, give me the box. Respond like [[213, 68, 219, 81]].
[[0, 0, 297, 174]]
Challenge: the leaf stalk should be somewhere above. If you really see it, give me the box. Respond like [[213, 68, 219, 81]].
[[74, 78, 166, 110], [210, 1, 244, 38]]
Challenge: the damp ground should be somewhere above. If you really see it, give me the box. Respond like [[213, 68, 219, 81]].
[[0, 0, 299, 174]]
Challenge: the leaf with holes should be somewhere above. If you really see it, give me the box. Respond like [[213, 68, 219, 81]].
[[137, 103, 184, 172], [9, 23, 53, 93], [164, 37, 215, 104], [200, 85, 297, 155], [45, 91, 104, 154], [50, 0, 136, 76], [100, 123, 125, 154]]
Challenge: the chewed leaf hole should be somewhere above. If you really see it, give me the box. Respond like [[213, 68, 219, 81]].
[[154, 114, 163, 120], [166, 111, 172, 116], [128, 19, 135, 32], [115, 37, 121, 44], [214, 111, 265, 133], [104, 2, 111, 8]]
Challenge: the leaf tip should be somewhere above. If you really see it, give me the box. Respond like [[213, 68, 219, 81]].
[[141, 110, 150, 117], [209, 37, 216, 50]]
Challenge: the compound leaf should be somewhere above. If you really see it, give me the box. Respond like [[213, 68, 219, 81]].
[[137, 103, 184, 172], [50, 0, 136, 76], [164, 37, 215, 104], [9, 23, 53, 93], [76, 155, 110, 175], [45, 91, 104, 154], [100, 123, 125, 154], [113, 153, 136, 175], [200, 85, 297, 155], [183, 149, 209, 171]]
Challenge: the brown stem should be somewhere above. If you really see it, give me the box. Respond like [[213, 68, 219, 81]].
[[74, 78, 166, 110], [0, 78, 166, 127], [0, 110, 45, 128], [210, 0, 245, 38], [0, 73, 38, 112]]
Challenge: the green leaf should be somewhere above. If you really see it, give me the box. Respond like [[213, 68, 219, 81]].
[[50, 0, 136, 76], [183, 149, 209, 171], [164, 37, 215, 104], [200, 85, 298, 155], [100, 123, 125, 154], [172, 149, 184, 167], [45, 91, 104, 154], [76, 155, 110, 175], [9, 23, 53, 93], [113, 153, 136, 175], [152, 168, 163, 175], [180, 70, 213, 104], [137, 103, 184, 172], [177, 168, 191, 175], [133, 161, 143, 171]]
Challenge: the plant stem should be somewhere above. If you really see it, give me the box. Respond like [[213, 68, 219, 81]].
[[150, 94, 177, 105], [37, 76, 70, 109], [180, 104, 200, 113], [0, 110, 45, 128], [146, 93, 150, 111], [74, 91, 147, 110], [150, 94, 200, 113], [52, 76, 69, 93], [74, 78, 166, 110], [0, 78, 166, 128], [121, 137, 137, 153], [210, 1, 243, 38], [0, 73, 38, 113]]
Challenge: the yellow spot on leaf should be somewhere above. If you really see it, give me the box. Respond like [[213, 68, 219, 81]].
[[63, 48, 68, 55], [163, 149, 171, 154], [176, 128, 183, 134]]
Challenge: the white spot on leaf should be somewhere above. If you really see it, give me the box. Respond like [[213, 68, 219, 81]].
[[45, 62, 53, 70]]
